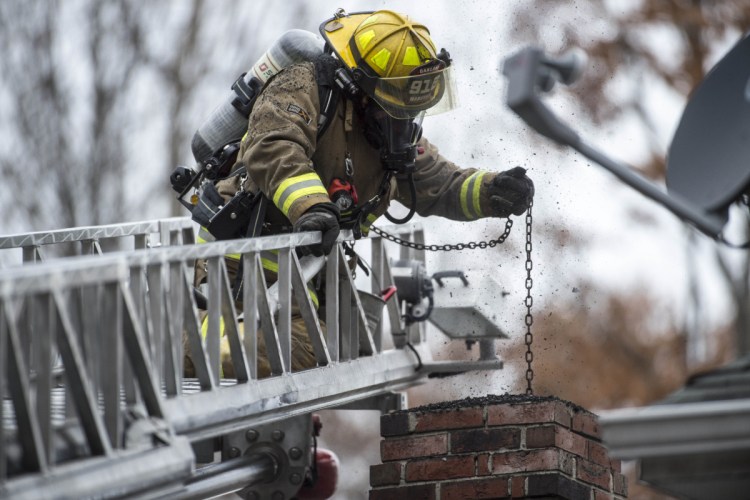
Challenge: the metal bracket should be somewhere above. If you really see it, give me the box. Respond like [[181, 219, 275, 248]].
[[223, 415, 314, 500]]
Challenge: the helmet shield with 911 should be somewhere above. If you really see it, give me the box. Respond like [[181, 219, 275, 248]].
[[320, 9, 457, 119]]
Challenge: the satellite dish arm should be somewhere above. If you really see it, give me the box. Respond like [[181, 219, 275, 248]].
[[502, 47, 726, 239]]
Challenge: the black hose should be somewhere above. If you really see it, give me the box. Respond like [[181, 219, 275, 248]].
[[385, 174, 417, 224]]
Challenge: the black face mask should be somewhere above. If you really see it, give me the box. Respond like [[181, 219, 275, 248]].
[[361, 100, 424, 174]]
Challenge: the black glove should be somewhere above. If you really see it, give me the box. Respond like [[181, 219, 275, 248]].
[[293, 203, 340, 256], [488, 167, 535, 217]]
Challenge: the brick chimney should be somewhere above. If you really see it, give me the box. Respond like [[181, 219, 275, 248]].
[[369, 395, 627, 499]]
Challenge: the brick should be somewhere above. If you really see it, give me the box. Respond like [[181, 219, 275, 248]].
[[369, 483, 436, 500], [491, 449, 571, 475], [451, 428, 521, 454], [370, 462, 402, 487], [571, 410, 601, 440], [380, 433, 447, 461], [527, 473, 592, 499], [477, 453, 491, 476], [588, 440, 608, 467], [510, 475, 526, 497], [559, 450, 576, 476], [405, 455, 474, 482], [487, 401, 571, 428], [613, 471, 628, 496], [413, 406, 484, 433], [555, 426, 588, 458], [381, 412, 411, 437], [593, 488, 613, 500], [576, 457, 611, 491], [588, 440, 621, 470], [526, 425, 587, 460], [526, 425, 556, 448], [441, 477, 510, 500], [609, 457, 622, 473]]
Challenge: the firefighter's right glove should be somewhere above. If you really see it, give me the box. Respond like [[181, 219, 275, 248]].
[[293, 203, 340, 257], [488, 167, 535, 217]]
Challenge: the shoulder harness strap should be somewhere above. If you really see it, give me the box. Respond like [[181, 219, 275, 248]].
[[313, 53, 343, 140]]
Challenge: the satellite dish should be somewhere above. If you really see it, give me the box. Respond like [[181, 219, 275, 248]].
[[666, 33, 750, 218]]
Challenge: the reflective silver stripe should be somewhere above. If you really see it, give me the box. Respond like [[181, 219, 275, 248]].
[[460, 171, 486, 219], [273, 173, 328, 217]]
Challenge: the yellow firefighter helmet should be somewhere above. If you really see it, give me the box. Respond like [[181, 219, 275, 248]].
[[320, 9, 457, 118]]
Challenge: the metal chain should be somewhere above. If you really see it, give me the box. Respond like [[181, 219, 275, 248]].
[[369, 218, 514, 252], [523, 202, 534, 395], [371, 210, 535, 395]]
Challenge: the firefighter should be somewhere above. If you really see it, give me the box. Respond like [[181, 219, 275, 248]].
[[187, 9, 534, 379]]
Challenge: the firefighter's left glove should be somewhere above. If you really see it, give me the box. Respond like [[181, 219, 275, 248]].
[[488, 167, 535, 217], [293, 203, 341, 257]]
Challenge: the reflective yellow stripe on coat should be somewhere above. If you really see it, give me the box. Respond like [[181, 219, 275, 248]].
[[460, 171, 487, 220], [272, 172, 328, 218]]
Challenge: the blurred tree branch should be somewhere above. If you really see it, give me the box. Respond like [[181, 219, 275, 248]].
[[0, 0, 317, 230], [0, 1, 151, 229]]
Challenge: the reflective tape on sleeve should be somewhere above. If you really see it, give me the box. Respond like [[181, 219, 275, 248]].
[[460, 171, 487, 220], [272, 172, 328, 217]]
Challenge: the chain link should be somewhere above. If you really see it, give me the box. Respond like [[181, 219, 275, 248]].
[[523, 202, 534, 395], [370, 218, 514, 252]]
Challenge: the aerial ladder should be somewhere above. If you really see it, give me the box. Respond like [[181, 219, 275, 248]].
[[0, 217, 510, 499]]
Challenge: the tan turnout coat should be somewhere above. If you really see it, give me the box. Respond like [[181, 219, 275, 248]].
[[234, 61, 500, 231]]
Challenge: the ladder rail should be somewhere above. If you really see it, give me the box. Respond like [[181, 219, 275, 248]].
[[0, 223, 430, 497], [0, 217, 195, 265]]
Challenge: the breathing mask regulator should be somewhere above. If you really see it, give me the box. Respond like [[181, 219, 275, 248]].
[[361, 101, 424, 173], [320, 9, 457, 225]]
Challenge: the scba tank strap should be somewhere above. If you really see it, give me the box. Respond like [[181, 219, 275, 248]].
[[313, 53, 343, 140], [230, 75, 264, 118]]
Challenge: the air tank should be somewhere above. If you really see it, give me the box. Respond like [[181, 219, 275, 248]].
[[191, 29, 325, 165]]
